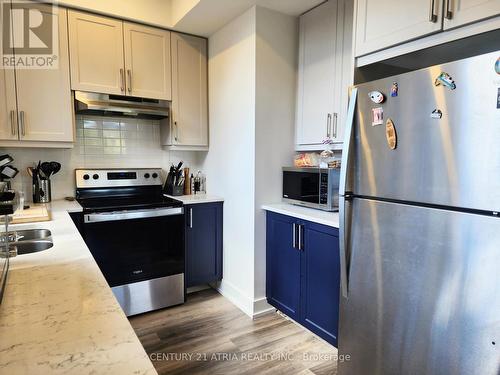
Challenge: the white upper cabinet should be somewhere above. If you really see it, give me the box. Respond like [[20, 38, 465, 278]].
[[443, 0, 500, 29], [16, 7, 73, 142], [68, 11, 125, 95], [355, 0, 443, 56], [296, 0, 353, 149], [168, 33, 208, 148], [296, 0, 337, 147], [123, 23, 172, 100], [0, 70, 18, 141]]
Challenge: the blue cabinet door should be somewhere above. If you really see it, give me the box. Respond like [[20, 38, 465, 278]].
[[185, 202, 223, 287], [266, 212, 301, 321], [301, 221, 340, 346]]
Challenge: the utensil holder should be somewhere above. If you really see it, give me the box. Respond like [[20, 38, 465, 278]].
[[34, 179, 51, 203]]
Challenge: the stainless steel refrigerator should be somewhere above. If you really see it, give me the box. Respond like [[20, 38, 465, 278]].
[[338, 51, 500, 375]]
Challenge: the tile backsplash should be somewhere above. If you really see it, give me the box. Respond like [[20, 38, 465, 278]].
[[2, 116, 205, 201]]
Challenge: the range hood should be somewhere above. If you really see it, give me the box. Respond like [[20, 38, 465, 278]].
[[74, 91, 169, 119]]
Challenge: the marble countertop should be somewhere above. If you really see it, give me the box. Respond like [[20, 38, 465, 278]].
[[0, 200, 157, 374], [262, 203, 339, 228], [165, 194, 224, 205]]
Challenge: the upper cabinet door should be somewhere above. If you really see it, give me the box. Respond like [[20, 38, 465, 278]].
[[171, 33, 208, 147], [443, 0, 500, 29], [123, 23, 172, 100], [296, 0, 337, 146], [15, 6, 73, 142], [355, 0, 443, 56], [68, 10, 125, 95], [0, 69, 18, 141]]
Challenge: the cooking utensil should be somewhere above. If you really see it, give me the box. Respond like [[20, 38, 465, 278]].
[[40, 162, 52, 179], [49, 161, 61, 176]]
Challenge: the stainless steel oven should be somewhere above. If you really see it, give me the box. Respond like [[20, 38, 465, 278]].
[[74, 168, 185, 316], [282, 167, 340, 211]]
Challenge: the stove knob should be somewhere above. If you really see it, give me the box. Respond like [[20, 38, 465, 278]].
[[152, 173, 158, 179], [144, 173, 150, 179], [93, 174, 99, 180], [83, 174, 90, 180]]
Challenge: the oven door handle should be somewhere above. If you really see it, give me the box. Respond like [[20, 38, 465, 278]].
[[84, 207, 184, 223]]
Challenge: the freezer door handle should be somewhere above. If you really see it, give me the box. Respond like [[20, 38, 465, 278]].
[[339, 195, 351, 298]]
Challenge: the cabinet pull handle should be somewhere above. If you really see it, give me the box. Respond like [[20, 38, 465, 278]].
[[127, 69, 132, 92], [445, 0, 453, 19], [298, 224, 303, 251], [174, 121, 179, 142], [9, 110, 16, 136], [428, 0, 438, 22], [333, 112, 338, 139], [120, 69, 124, 92], [189, 208, 193, 228], [20, 111, 26, 136], [292, 223, 296, 248], [326, 113, 331, 138]]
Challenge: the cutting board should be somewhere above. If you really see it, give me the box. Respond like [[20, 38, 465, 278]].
[[11, 204, 51, 224]]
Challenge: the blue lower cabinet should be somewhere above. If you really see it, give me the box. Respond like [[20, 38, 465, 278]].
[[266, 212, 301, 321], [185, 202, 223, 288], [301, 221, 340, 347], [266, 211, 340, 347]]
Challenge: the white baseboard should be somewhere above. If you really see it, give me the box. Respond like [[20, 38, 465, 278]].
[[252, 296, 275, 319]]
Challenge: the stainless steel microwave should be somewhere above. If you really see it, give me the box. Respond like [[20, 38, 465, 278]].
[[282, 167, 340, 212]]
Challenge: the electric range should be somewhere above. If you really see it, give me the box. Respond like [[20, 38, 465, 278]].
[[74, 168, 185, 316]]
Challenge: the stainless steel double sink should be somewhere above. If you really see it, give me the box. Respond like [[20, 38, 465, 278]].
[[3, 229, 53, 256]]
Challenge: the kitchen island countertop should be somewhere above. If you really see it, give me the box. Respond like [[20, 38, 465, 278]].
[[0, 200, 157, 374]]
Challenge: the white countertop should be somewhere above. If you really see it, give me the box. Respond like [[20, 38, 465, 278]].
[[0, 200, 157, 374], [262, 203, 339, 228], [165, 194, 224, 205]]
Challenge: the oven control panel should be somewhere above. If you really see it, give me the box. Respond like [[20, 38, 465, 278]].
[[76, 169, 162, 188]]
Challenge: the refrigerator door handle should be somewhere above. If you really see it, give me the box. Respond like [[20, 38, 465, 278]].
[[339, 87, 357, 298], [339, 87, 357, 197]]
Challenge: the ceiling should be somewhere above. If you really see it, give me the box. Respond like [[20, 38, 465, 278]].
[[173, 0, 325, 36], [59, 0, 325, 37]]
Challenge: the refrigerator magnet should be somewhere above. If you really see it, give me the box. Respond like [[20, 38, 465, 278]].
[[372, 107, 384, 126], [434, 72, 456, 90], [386, 119, 397, 150], [390, 82, 398, 97], [497, 88, 500, 109], [431, 109, 443, 119], [495, 57, 500, 75], [368, 91, 385, 104]]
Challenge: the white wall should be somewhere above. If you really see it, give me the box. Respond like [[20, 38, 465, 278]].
[[202, 7, 257, 315], [254, 6, 297, 308], [3, 115, 204, 201], [203, 5, 298, 317]]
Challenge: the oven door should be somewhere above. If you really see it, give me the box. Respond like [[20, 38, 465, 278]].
[[282, 168, 320, 206], [82, 207, 184, 287]]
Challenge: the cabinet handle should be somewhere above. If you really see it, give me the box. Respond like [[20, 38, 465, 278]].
[[292, 223, 296, 248], [9, 110, 16, 136], [174, 121, 179, 142], [189, 208, 193, 228], [20, 111, 26, 136], [445, 0, 453, 19], [127, 69, 132, 93], [298, 224, 303, 251], [120, 69, 124, 92], [428, 0, 438, 22], [333, 112, 338, 139], [326, 113, 331, 138]]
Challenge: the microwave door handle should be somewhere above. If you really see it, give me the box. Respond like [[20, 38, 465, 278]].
[[339, 87, 357, 298]]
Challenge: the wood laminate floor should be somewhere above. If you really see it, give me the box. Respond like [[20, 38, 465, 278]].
[[129, 289, 338, 375]]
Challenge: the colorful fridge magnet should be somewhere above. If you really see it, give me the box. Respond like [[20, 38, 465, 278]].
[[431, 109, 443, 119], [434, 72, 456, 90], [385, 118, 397, 150], [368, 91, 385, 104], [495, 57, 500, 75], [497, 88, 500, 109], [372, 107, 384, 126], [390, 82, 398, 97]]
